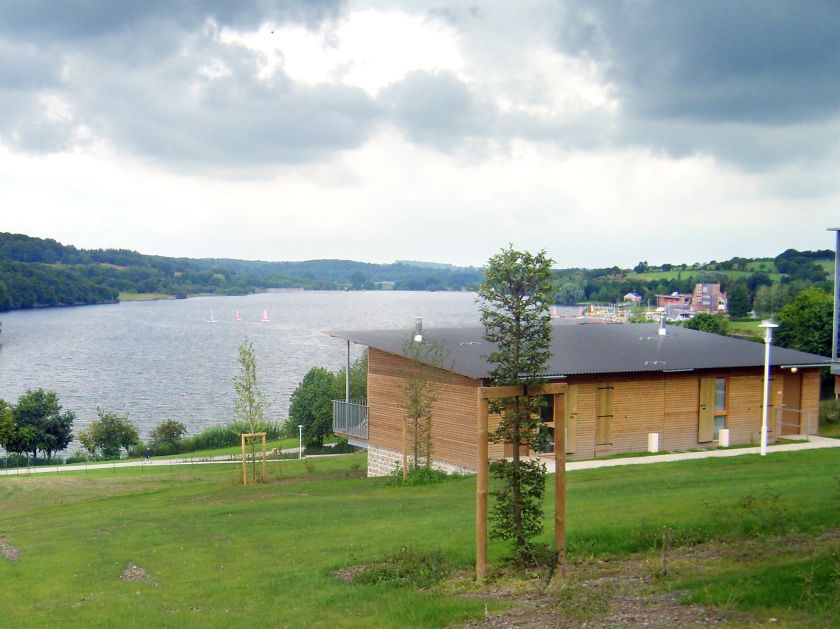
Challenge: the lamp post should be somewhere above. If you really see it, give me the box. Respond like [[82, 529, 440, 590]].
[[759, 320, 779, 456], [298, 424, 303, 459]]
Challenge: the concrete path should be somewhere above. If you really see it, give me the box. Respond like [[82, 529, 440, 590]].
[[0, 446, 306, 477], [539, 435, 840, 474], [2, 438, 838, 478]]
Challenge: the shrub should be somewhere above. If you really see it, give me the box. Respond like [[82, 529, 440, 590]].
[[388, 465, 452, 486], [819, 399, 840, 425], [353, 547, 455, 589], [179, 420, 284, 453]]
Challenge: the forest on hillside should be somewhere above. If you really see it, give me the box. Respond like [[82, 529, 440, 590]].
[[0, 231, 833, 318]]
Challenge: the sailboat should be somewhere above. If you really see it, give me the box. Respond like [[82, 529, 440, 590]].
[[261, 308, 270, 323], [208, 308, 217, 323], [235, 309, 241, 322]]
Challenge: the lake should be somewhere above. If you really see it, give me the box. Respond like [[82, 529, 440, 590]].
[[0, 291, 486, 442]]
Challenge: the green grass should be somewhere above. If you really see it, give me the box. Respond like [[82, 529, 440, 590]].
[[118, 292, 175, 301], [626, 269, 783, 283], [1, 450, 838, 627]]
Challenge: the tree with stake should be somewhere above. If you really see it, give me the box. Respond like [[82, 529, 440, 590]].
[[399, 335, 446, 472], [479, 246, 554, 562], [234, 339, 265, 483]]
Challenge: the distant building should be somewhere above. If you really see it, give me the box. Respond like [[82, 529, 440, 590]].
[[623, 292, 642, 303], [374, 281, 396, 290], [656, 292, 691, 309], [691, 283, 727, 314]]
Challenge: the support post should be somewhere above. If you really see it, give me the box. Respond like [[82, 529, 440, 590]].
[[346, 339, 351, 403], [261, 433, 267, 482], [476, 391, 489, 582], [241, 434, 247, 485], [554, 393, 566, 556]]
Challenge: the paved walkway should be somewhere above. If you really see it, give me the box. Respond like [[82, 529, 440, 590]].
[[540, 435, 840, 474], [3, 438, 838, 478], [0, 446, 306, 476]]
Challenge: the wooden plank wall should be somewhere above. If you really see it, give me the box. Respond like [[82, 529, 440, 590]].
[[367, 347, 823, 469], [367, 348, 505, 468]]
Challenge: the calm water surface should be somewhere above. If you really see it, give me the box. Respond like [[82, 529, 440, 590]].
[[0, 291, 482, 441]]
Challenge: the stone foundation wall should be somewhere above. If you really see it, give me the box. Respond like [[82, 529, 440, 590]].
[[367, 444, 474, 477]]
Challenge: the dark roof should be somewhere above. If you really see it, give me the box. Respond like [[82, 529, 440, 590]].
[[329, 323, 831, 380]]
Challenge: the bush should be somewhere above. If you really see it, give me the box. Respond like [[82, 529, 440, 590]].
[[388, 465, 452, 486], [353, 547, 455, 589], [303, 440, 356, 456], [819, 399, 840, 425], [179, 420, 284, 453]]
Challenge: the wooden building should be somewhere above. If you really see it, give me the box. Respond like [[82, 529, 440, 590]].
[[330, 323, 829, 477]]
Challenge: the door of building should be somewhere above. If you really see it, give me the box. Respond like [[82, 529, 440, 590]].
[[781, 372, 802, 435]]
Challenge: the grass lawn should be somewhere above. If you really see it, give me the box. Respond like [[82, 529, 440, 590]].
[[118, 292, 175, 301], [1, 450, 838, 627], [626, 269, 783, 283]]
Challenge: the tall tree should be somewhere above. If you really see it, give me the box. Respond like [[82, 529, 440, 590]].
[[776, 288, 832, 357], [478, 246, 554, 559], [234, 339, 266, 481], [12, 388, 75, 460], [288, 367, 335, 448]]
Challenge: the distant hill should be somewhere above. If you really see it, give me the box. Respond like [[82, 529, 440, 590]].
[[0, 232, 483, 311], [0, 231, 832, 314]]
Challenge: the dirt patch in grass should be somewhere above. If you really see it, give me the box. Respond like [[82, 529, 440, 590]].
[[0, 536, 21, 562], [121, 563, 151, 582], [454, 530, 840, 628]]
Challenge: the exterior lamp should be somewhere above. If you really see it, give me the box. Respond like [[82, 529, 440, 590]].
[[298, 424, 304, 460], [758, 320, 779, 456]]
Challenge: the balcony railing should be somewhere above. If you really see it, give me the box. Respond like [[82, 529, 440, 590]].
[[333, 399, 368, 440]]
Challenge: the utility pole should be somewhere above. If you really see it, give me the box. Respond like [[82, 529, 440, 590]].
[[829, 228, 840, 398]]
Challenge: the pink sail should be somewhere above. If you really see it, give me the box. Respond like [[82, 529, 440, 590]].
[[261, 308, 270, 323], [235, 309, 241, 321]]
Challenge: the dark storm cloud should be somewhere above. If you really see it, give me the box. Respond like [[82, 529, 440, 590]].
[[0, 0, 342, 41], [0, 0, 385, 168], [555, 0, 840, 167], [379, 70, 494, 149]]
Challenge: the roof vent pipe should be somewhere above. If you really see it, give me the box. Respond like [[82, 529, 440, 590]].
[[414, 317, 423, 343], [658, 314, 667, 336]]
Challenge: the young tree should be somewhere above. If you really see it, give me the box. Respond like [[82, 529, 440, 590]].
[[289, 367, 335, 448], [89, 409, 139, 458], [479, 246, 554, 560], [399, 336, 445, 470], [682, 312, 731, 336], [12, 388, 75, 460], [332, 351, 368, 402], [234, 339, 266, 481], [149, 419, 187, 455]]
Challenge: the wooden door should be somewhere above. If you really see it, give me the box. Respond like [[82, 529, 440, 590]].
[[698, 377, 715, 442], [781, 372, 802, 435], [564, 386, 577, 454]]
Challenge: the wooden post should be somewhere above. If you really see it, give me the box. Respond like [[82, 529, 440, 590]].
[[554, 392, 566, 556], [241, 434, 247, 486], [261, 433, 267, 482], [402, 418, 409, 480], [476, 390, 489, 582]]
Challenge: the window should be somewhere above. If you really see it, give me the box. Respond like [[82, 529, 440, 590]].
[[538, 394, 555, 453], [713, 377, 727, 440]]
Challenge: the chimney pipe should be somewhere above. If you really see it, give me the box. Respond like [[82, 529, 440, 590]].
[[658, 314, 667, 336], [414, 317, 423, 343]]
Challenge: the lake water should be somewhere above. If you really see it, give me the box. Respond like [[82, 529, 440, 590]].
[[0, 291, 486, 443]]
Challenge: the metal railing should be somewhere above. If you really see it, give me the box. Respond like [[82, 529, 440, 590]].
[[774, 406, 813, 438], [333, 399, 368, 440]]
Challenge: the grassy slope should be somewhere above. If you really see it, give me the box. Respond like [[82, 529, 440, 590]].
[[0, 450, 838, 627]]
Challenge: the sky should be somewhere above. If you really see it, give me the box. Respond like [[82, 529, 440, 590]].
[[1, 0, 838, 268]]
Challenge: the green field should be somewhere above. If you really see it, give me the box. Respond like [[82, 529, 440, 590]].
[[626, 269, 783, 282], [1, 450, 838, 627], [118, 292, 176, 301]]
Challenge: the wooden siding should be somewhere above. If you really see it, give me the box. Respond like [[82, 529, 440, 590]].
[[365, 348, 823, 469], [367, 348, 505, 467]]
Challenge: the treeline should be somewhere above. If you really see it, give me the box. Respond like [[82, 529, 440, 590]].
[[552, 249, 833, 317], [0, 232, 484, 311]]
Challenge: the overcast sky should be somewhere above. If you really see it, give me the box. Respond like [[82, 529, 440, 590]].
[[1, 1, 838, 268]]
